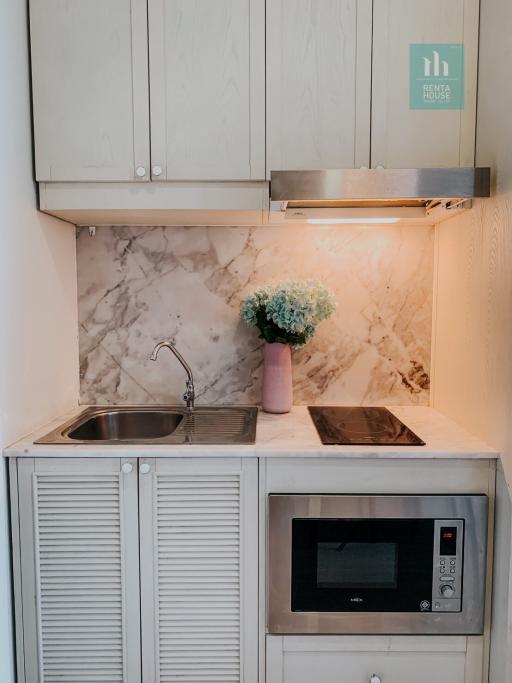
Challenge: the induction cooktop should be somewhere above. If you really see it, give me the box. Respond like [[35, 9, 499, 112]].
[[308, 406, 426, 446]]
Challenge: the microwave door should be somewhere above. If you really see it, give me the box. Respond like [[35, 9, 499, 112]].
[[291, 519, 435, 613]]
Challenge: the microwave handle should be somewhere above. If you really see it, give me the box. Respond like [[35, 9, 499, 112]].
[[370, 675, 382, 683]]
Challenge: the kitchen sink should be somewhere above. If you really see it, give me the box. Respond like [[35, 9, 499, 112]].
[[35, 406, 258, 445], [67, 409, 183, 441]]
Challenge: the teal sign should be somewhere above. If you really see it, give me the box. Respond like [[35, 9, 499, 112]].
[[410, 44, 464, 110]]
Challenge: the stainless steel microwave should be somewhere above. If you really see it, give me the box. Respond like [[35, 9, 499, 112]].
[[268, 494, 488, 635]]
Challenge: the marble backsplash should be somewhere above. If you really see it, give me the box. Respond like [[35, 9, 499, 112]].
[[76, 224, 433, 406]]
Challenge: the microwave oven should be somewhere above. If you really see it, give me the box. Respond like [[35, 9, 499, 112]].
[[268, 494, 488, 635]]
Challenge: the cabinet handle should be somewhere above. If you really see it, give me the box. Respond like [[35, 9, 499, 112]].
[[152, 165, 162, 177], [140, 463, 151, 474], [370, 675, 381, 683], [121, 463, 133, 474], [135, 166, 146, 177]]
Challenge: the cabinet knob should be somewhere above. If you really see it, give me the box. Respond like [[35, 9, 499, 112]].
[[136, 166, 146, 177], [370, 675, 381, 683], [121, 463, 133, 474], [140, 463, 151, 474], [152, 165, 163, 177]]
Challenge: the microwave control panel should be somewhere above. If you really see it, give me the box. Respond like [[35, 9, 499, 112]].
[[431, 519, 464, 612]]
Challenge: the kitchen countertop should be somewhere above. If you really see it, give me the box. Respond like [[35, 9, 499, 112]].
[[4, 405, 498, 459]]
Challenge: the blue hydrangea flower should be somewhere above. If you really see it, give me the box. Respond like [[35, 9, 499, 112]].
[[240, 280, 336, 348]]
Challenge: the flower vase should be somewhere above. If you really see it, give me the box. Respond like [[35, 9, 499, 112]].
[[262, 342, 293, 413]]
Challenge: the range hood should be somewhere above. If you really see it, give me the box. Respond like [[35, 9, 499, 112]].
[[270, 168, 491, 223]]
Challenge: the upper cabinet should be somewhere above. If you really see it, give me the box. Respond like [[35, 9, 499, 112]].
[[266, 0, 372, 173], [371, 0, 479, 168], [28, 0, 481, 222], [29, 0, 150, 182], [29, 0, 264, 184], [148, 0, 265, 181], [267, 0, 479, 173]]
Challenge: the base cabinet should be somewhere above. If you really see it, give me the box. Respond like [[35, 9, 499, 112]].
[[263, 458, 494, 683], [11, 457, 258, 683], [10, 455, 492, 683], [13, 457, 142, 683], [267, 636, 485, 683], [138, 457, 258, 683]]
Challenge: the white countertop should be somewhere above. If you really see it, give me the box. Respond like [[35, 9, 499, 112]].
[[4, 405, 498, 459]]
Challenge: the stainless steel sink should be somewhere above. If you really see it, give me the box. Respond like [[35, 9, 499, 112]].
[[67, 409, 184, 441], [35, 406, 258, 445]]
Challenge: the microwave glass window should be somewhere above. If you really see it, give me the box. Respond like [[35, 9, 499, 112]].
[[292, 518, 435, 613], [316, 542, 398, 589]]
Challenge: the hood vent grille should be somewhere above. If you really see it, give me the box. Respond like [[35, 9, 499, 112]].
[[287, 198, 428, 208]]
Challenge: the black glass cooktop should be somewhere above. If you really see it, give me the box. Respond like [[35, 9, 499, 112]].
[[308, 406, 425, 446]]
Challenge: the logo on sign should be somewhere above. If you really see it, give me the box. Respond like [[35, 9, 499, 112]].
[[423, 50, 449, 77], [409, 44, 464, 110]]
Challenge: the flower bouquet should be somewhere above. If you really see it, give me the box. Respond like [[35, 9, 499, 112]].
[[241, 280, 336, 412]]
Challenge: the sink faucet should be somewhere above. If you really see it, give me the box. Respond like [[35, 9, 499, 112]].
[[150, 340, 196, 410]]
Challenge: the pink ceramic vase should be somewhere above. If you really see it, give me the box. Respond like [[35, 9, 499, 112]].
[[262, 342, 293, 413]]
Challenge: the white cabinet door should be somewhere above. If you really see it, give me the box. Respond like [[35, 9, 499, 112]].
[[267, 636, 480, 683], [139, 457, 258, 683], [29, 0, 150, 181], [371, 0, 479, 168], [15, 457, 141, 683], [267, 0, 372, 173], [148, 0, 265, 181]]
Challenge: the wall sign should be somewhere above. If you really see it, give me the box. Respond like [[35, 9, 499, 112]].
[[409, 44, 464, 110]]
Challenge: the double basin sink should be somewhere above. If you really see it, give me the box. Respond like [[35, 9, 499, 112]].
[[36, 406, 258, 445]]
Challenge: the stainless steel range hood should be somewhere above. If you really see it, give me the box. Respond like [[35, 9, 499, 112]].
[[270, 168, 491, 223]]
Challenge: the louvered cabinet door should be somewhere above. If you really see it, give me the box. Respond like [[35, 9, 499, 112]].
[[139, 458, 258, 683], [14, 458, 141, 683]]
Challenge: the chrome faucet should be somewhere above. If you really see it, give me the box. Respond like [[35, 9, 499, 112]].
[[150, 340, 196, 410]]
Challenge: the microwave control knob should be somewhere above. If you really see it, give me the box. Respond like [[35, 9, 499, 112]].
[[441, 584, 455, 598]]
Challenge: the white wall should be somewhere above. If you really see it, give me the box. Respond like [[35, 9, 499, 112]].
[[431, 0, 512, 678], [0, 0, 80, 679], [431, 0, 512, 464]]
